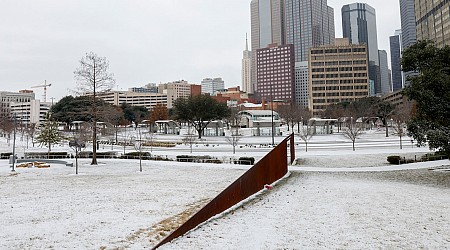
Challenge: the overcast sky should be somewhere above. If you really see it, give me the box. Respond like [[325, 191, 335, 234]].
[[0, 0, 400, 101]]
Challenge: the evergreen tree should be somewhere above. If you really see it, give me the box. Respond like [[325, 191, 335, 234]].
[[402, 41, 450, 155]]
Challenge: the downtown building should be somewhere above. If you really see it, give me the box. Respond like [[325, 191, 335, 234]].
[[201, 78, 225, 96], [0, 90, 36, 118], [250, 0, 335, 107], [378, 50, 391, 95], [390, 30, 404, 91], [242, 35, 252, 94], [256, 43, 295, 103], [400, 0, 418, 48], [308, 38, 370, 116], [415, 0, 450, 47], [342, 3, 384, 96], [96, 90, 168, 110], [399, 0, 419, 88], [10, 100, 52, 126]]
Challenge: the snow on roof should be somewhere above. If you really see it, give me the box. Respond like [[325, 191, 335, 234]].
[[239, 103, 262, 108], [239, 110, 279, 116]]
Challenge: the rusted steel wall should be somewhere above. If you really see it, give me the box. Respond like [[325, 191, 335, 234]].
[[152, 134, 294, 249]]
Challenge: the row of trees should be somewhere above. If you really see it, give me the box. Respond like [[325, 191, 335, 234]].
[[10, 41, 446, 165]]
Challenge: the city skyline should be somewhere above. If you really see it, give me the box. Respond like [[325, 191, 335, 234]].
[[1, 0, 400, 101]]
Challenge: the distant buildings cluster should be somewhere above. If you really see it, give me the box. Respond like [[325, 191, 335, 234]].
[[242, 0, 450, 115], [3, 0, 449, 122]]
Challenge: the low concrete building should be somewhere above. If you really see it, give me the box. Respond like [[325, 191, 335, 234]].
[[238, 110, 282, 136]]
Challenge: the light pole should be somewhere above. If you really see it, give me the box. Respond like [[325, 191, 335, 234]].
[[69, 139, 85, 175], [11, 114, 17, 172], [270, 84, 275, 146]]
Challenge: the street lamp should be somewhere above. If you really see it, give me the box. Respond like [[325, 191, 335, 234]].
[[270, 84, 275, 146], [10, 114, 17, 172], [69, 139, 85, 175]]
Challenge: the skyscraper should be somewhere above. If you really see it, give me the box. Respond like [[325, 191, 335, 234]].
[[390, 30, 403, 91], [378, 50, 391, 95], [399, 0, 417, 48], [242, 34, 252, 94], [250, 0, 285, 94], [342, 3, 381, 95], [256, 44, 295, 102], [415, 0, 450, 47], [251, 0, 335, 104], [285, 0, 335, 62]]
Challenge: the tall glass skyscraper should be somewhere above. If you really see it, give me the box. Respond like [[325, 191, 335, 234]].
[[390, 30, 403, 91], [399, 0, 417, 48], [250, 0, 285, 94], [250, 0, 335, 102], [285, 0, 335, 62], [342, 3, 381, 95]]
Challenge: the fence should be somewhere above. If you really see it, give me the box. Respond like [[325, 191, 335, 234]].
[[152, 134, 295, 249]]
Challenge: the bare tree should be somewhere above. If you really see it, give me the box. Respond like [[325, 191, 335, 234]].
[[74, 52, 115, 165], [225, 130, 241, 154], [298, 124, 314, 152], [132, 128, 144, 172], [277, 104, 296, 132], [342, 119, 365, 151], [295, 106, 312, 133], [182, 125, 197, 154], [391, 101, 414, 149]]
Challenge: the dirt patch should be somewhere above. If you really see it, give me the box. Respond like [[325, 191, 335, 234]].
[[123, 198, 211, 248]]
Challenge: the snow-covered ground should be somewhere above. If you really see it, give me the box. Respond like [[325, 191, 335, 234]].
[[1, 129, 449, 249]]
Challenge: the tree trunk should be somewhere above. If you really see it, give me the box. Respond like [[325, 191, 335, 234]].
[[197, 128, 202, 139], [305, 141, 308, 152], [385, 120, 389, 137], [352, 140, 355, 151], [400, 135, 403, 149]]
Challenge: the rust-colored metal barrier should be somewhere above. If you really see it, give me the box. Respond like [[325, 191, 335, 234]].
[[152, 134, 295, 249]]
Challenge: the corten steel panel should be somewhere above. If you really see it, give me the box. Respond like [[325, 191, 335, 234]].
[[152, 134, 295, 249]]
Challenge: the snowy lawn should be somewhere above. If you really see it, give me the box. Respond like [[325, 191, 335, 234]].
[[162, 170, 450, 249], [1, 130, 449, 249], [0, 160, 245, 249]]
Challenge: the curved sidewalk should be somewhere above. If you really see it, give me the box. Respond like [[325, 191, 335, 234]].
[[289, 159, 450, 172]]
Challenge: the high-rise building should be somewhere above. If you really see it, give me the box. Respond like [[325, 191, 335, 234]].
[[308, 38, 369, 116], [285, 0, 335, 62], [390, 30, 404, 91], [342, 3, 381, 95], [242, 34, 252, 94], [256, 43, 295, 103], [250, 0, 286, 94], [201, 78, 225, 96], [294, 61, 309, 108], [415, 0, 450, 47], [378, 50, 391, 95], [251, 0, 335, 103], [399, 0, 417, 48]]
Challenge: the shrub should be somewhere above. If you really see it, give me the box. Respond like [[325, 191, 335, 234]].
[[237, 157, 255, 165], [120, 152, 151, 159], [387, 156, 401, 164], [421, 152, 449, 161], [176, 155, 195, 162], [0, 153, 12, 159], [204, 159, 222, 164]]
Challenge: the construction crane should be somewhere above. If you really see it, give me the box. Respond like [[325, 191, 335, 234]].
[[31, 80, 52, 102]]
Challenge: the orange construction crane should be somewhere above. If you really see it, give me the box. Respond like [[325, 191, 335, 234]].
[[31, 80, 52, 102]]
